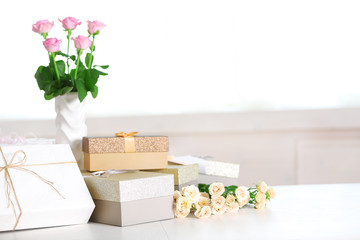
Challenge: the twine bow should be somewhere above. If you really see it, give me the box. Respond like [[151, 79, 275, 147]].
[[0, 147, 75, 230], [115, 132, 139, 153]]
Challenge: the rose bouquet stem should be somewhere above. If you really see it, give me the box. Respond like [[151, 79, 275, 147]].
[[74, 50, 82, 80], [87, 35, 95, 69], [50, 53, 61, 84], [66, 30, 72, 74]]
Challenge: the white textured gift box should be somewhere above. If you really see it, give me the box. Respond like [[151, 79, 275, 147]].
[[171, 156, 240, 178], [0, 144, 95, 231]]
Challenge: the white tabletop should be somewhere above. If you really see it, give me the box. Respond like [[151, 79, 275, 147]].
[[1, 183, 360, 240]]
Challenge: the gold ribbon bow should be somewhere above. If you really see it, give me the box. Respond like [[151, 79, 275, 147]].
[[115, 132, 139, 153], [0, 147, 76, 230]]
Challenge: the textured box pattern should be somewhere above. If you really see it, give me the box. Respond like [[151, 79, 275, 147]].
[[83, 136, 169, 154], [83, 171, 174, 202]]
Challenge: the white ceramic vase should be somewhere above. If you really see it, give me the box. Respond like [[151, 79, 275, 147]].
[[55, 92, 87, 169]]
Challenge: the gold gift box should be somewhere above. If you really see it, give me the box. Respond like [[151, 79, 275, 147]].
[[84, 152, 168, 171], [82, 135, 169, 172]]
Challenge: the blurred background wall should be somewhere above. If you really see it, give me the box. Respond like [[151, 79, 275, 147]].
[[1, 0, 360, 185]]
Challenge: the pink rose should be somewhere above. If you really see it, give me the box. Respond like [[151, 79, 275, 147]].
[[71, 35, 92, 50], [43, 38, 61, 52], [58, 17, 81, 30], [87, 20, 106, 34], [32, 19, 54, 34]]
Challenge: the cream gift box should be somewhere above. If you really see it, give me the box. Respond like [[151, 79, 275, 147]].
[[143, 162, 199, 190], [82, 171, 174, 226], [82, 134, 169, 171], [171, 156, 240, 178], [0, 144, 95, 231]]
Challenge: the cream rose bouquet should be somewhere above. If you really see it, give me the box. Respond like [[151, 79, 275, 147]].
[[173, 182, 276, 219], [33, 18, 108, 102], [248, 181, 276, 209]]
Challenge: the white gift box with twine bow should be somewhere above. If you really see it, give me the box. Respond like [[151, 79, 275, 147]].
[[0, 144, 94, 231]]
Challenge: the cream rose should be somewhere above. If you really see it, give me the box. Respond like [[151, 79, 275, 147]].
[[209, 182, 225, 196], [226, 202, 240, 213], [200, 192, 210, 198], [238, 200, 248, 208], [176, 196, 191, 213], [181, 185, 200, 203], [194, 206, 212, 219], [235, 186, 250, 203], [254, 202, 265, 210], [257, 181, 268, 193], [174, 208, 190, 218], [211, 205, 226, 215], [211, 196, 226, 208], [225, 194, 236, 205], [267, 187, 276, 199], [255, 192, 266, 203], [197, 196, 211, 208], [173, 190, 182, 203]]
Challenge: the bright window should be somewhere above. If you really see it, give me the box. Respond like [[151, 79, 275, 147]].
[[1, 0, 360, 120]]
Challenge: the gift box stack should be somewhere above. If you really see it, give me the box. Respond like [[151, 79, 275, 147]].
[[81, 132, 183, 226], [1, 131, 241, 231]]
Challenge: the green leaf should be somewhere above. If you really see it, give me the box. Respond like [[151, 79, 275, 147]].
[[44, 92, 54, 100], [75, 78, 87, 102], [70, 61, 86, 82], [55, 51, 76, 61], [35, 66, 53, 93], [91, 85, 98, 98], [84, 69, 100, 91], [198, 183, 210, 194], [94, 69, 108, 76], [56, 60, 66, 78], [222, 188, 229, 197], [78, 60, 86, 72], [85, 53, 93, 69], [55, 86, 73, 96], [266, 192, 270, 200], [94, 65, 109, 69], [70, 69, 76, 84], [227, 186, 238, 192]]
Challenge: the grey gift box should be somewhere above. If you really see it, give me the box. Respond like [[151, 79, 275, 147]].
[[82, 171, 174, 226]]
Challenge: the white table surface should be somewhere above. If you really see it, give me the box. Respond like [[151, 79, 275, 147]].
[[1, 183, 360, 240]]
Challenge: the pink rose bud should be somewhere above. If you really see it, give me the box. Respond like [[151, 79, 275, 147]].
[[32, 19, 54, 34], [43, 38, 62, 52], [87, 20, 106, 34], [71, 35, 92, 50], [58, 17, 81, 30]]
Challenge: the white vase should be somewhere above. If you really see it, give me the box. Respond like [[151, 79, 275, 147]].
[[55, 93, 87, 169]]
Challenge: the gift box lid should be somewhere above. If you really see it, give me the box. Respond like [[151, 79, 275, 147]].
[[143, 163, 198, 185], [172, 156, 240, 178], [82, 171, 174, 203], [82, 136, 169, 153]]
